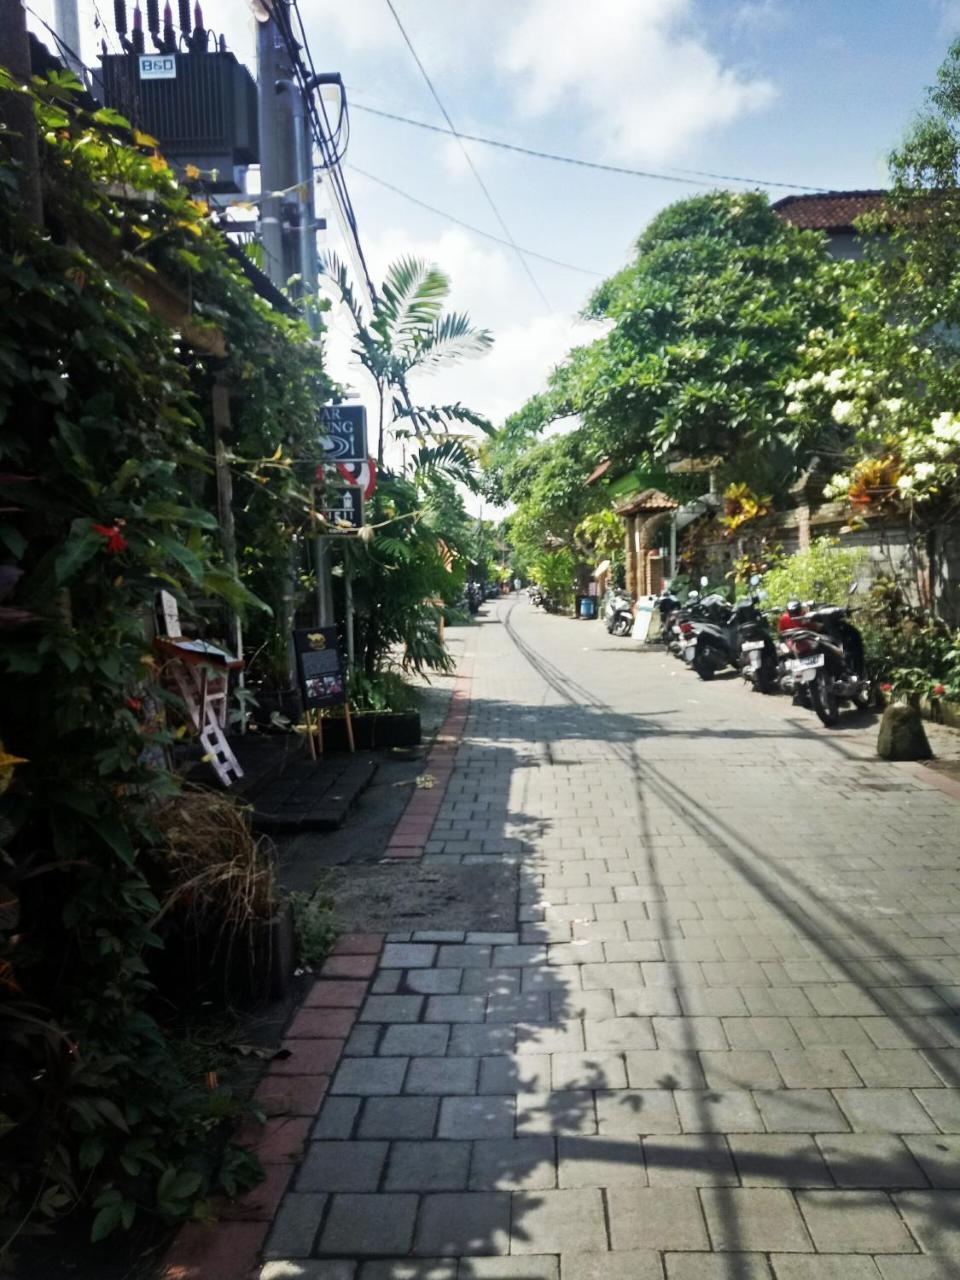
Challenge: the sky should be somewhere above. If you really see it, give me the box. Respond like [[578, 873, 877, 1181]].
[[24, 0, 960, 478]]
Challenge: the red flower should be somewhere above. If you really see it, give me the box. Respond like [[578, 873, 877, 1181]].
[[92, 521, 128, 554], [933, 684, 947, 697], [880, 682, 892, 693], [125, 697, 142, 713]]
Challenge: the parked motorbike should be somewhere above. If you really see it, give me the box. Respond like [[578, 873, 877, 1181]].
[[466, 583, 483, 615], [667, 588, 707, 659], [776, 584, 873, 726], [603, 587, 634, 637], [736, 574, 779, 693]]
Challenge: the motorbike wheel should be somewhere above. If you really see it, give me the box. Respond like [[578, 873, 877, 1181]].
[[613, 617, 632, 637], [692, 645, 715, 681], [810, 670, 840, 727], [756, 655, 778, 695]]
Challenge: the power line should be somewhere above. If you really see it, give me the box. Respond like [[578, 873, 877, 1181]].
[[382, 0, 551, 310], [351, 100, 830, 195], [347, 163, 602, 277]]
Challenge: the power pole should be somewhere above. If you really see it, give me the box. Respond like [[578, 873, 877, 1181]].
[[0, 0, 43, 227], [53, 0, 84, 80]]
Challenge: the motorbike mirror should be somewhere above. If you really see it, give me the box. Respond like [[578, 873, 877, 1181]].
[[700, 575, 709, 587], [758, 589, 768, 601], [687, 590, 700, 600], [750, 573, 761, 586]]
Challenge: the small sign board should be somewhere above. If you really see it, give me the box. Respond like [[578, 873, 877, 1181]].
[[139, 54, 177, 80], [319, 404, 367, 463], [322, 486, 363, 531], [294, 627, 346, 709]]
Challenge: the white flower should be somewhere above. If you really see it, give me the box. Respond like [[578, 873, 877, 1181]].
[[809, 371, 827, 387], [896, 474, 915, 493], [913, 461, 937, 482], [823, 473, 849, 499], [823, 369, 849, 395], [882, 398, 904, 415], [785, 401, 802, 416], [831, 399, 857, 425]]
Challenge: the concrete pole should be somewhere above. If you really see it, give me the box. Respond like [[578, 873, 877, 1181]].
[[256, 15, 293, 288], [0, 1, 43, 227], [53, 0, 84, 79]]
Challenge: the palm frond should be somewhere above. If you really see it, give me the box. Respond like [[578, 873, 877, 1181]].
[[410, 313, 494, 373], [321, 251, 386, 378], [411, 437, 482, 492], [394, 399, 494, 437], [377, 256, 449, 345]]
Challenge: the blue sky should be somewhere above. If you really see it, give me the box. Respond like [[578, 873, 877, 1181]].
[[25, 0, 960, 438]]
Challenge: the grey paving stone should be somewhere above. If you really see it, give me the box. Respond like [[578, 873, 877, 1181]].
[[607, 1185, 709, 1251], [556, 1133, 646, 1187], [359, 1097, 439, 1140], [643, 1134, 737, 1186], [699, 1051, 783, 1090], [844, 1049, 943, 1088], [752, 1089, 850, 1133], [903, 1135, 960, 1187], [405, 1057, 479, 1095], [312, 1097, 361, 1140], [873, 1257, 960, 1279], [385, 1140, 472, 1191], [560, 1254, 662, 1280], [263, 1192, 326, 1259], [834, 1089, 939, 1134], [319, 1193, 419, 1257], [723, 1017, 802, 1050], [404, 969, 464, 996], [346, 1025, 383, 1056], [797, 1190, 917, 1253], [381, 1025, 450, 1058], [594, 1088, 680, 1137], [360, 996, 424, 1025], [551, 1051, 627, 1091], [773, 1259, 885, 1280], [914, 1088, 960, 1133], [583, 1017, 656, 1052], [372, 970, 402, 994], [469, 1137, 556, 1190], [510, 1188, 607, 1255], [360, 1262, 456, 1280], [515, 1021, 584, 1054], [414, 1192, 511, 1256], [458, 1258, 557, 1279], [331, 1058, 409, 1096], [552, 990, 617, 1021], [467, 933, 520, 946], [492, 944, 546, 967], [479, 1054, 551, 1094], [437, 946, 493, 968], [700, 1187, 812, 1252], [262, 1263, 355, 1280], [674, 1089, 764, 1133], [449, 1024, 516, 1056], [438, 1096, 515, 1139], [297, 1141, 388, 1192], [892, 1189, 960, 1252], [461, 968, 521, 997], [817, 1134, 928, 1188], [486, 993, 550, 1023], [624, 1050, 706, 1090], [771, 1259, 881, 1280], [516, 1091, 597, 1136], [678, 988, 749, 1017], [772, 1049, 862, 1088], [381, 943, 438, 969], [652, 1017, 728, 1050], [665, 1255, 772, 1280], [614, 988, 684, 1017], [727, 1134, 832, 1187], [426, 996, 486, 1023]]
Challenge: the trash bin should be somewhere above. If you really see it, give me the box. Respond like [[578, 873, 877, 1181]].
[[579, 597, 596, 619]]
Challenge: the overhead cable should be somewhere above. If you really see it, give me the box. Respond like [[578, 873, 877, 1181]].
[[347, 164, 602, 277], [351, 101, 830, 194], [383, 0, 551, 309]]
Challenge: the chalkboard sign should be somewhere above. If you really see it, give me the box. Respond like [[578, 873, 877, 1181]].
[[293, 627, 346, 709]]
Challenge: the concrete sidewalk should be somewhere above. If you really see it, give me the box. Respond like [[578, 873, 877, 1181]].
[[248, 596, 960, 1279]]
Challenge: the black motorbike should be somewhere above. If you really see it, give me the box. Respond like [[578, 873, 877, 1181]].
[[776, 586, 873, 726]]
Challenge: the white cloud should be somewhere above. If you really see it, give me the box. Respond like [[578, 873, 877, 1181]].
[[501, 0, 775, 164]]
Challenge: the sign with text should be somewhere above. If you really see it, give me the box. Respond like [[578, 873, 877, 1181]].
[[139, 54, 177, 80], [293, 627, 346, 709], [319, 404, 367, 464]]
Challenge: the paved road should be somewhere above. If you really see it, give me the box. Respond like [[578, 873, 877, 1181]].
[[264, 596, 960, 1280]]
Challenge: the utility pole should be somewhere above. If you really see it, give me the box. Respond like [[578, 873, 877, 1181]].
[[0, 0, 43, 227], [53, 0, 84, 80]]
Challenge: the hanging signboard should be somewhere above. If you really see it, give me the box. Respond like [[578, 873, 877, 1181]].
[[321, 486, 363, 531], [319, 404, 367, 463], [139, 54, 177, 80], [293, 627, 347, 709]]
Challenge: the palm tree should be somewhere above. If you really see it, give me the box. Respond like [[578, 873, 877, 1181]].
[[322, 254, 494, 471]]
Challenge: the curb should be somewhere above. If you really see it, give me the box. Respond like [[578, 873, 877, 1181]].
[[383, 657, 474, 861], [160, 932, 385, 1280]]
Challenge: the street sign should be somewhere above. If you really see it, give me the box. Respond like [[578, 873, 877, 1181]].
[[293, 627, 346, 709], [322, 486, 363, 531], [139, 54, 177, 80], [319, 404, 367, 464]]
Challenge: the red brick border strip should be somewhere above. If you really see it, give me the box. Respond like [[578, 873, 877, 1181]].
[[899, 760, 960, 803], [385, 657, 474, 860], [161, 931, 384, 1280]]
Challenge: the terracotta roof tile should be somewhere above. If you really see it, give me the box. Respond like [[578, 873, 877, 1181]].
[[614, 488, 679, 516], [771, 190, 889, 232]]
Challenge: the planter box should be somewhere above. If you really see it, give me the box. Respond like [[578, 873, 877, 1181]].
[[320, 710, 421, 752]]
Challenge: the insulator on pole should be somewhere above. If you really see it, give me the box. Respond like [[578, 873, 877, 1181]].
[[132, 2, 144, 51], [146, 0, 159, 36], [177, 0, 190, 34], [113, 0, 127, 36]]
